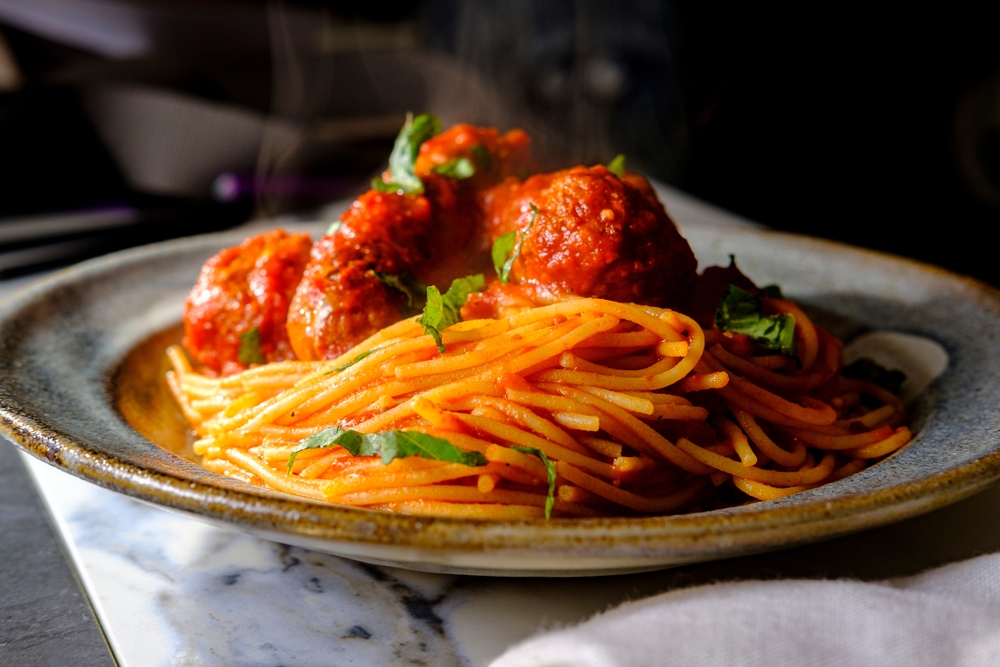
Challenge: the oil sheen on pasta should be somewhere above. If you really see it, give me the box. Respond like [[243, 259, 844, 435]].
[[166, 118, 910, 519]]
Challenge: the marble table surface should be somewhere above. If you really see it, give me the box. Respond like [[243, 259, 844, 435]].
[[7, 185, 1000, 666]]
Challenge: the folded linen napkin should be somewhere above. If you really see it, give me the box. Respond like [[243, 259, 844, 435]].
[[490, 552, 1000, 667]]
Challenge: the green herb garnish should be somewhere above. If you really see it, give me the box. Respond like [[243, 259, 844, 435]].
[[377, 430, 487, 466], [842, 358, 907, 395], [715, 285, 797, 357], [491, 203, 538, 284], [607, 154, 626, 177], [286, 426, 377, 473], [760, 284, 784, 299], [372, 113, 442, 195], [237, 328, 267, 366], [511, 446, 557, 520], [491, 234, 516, 282], [326, 220, 342, 236], [432, 157, 476, 180], [373, 271, 427, 313], [332, 348, 377, 373], [286, 426, 485, 473], [470, 144, 493, 172], [419, 274, 485, 353]]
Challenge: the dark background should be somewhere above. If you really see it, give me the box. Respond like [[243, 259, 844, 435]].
[[1, 1, 999, 283]]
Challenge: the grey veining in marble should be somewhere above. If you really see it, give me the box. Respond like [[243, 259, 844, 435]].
[[26, 455, 475, 666]]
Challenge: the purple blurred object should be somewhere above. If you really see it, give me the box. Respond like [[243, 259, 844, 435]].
[[212, 173, 354, 203]]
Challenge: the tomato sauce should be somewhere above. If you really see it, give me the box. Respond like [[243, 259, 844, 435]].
[[183, 229, 311, 375], [182, 122, 700, 374]]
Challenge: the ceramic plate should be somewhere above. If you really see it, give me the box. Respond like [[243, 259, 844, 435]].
[[2, 224, 999, 577]]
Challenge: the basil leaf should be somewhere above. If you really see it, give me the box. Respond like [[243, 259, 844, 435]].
[[607, 154, 626, 177], [842, 358, 907, 395], [332, 348, 377, 373], [492, 203, 538, 284], [491, 231, 517, 282], [378, 430, 487, 467], [432, 157, 476, 180], [419, 274, 485, 353], [238, 328, 267, 366], [373, 271, 427, 313], [470, 144, 493, 172], [339, 432, 383, 457], [503, 203, 537, 282], [286, 426, 379, 473], [288, 427, 486, 473], [441, 274, 486, 310], [511, 446, 556, 520], [372, 113, 442, 194], [760, 284, 784, 299], [420, 286, 447, 352], [371, 177, 400, 193], [715, 285, 797, 357]]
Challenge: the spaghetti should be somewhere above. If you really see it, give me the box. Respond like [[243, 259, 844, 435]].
[[167, 295, 910, 519]]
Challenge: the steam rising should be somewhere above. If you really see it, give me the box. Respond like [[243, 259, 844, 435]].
[[256, 0, 685, 215]]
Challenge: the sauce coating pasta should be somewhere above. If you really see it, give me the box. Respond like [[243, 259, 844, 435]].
[[168, 297, 908, 518], [169, 117, 910, 518]]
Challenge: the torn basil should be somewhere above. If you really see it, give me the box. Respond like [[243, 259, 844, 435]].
[[511, 446, 557, 520], [238, 328, 267, 366], [715, 285, 797, 356], [419, 274, 485, 353], [286, 426, 378, 473], [491, 202, 538, 284], [287, 426, 486, 473], [607, 154, 626, 177], [842, 358, 907, 395], [372, 271, 427, 314], [432, 157, 476, 180], [371, 113, 442, 195]]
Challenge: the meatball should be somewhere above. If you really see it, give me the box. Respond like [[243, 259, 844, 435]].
[[288, 125, 539, 361], [474, 165, 698, 310], [414, 123, 535, 190], [183, 229, 312, 375], [416, 124, 538, 280], [286, 191, 433, 360]]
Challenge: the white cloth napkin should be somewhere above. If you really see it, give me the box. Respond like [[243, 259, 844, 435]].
[[490, 552, 1000, 667]]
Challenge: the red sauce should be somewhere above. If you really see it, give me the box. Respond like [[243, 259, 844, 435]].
[[287, 192, 434, 360], [183, 229, 311, 375], [466, 165, 698, 316], [182, 122, 702, 373], [414, 124, 534, 189], [284, 126, 538, 361]]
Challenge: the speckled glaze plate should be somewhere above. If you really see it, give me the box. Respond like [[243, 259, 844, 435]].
[[2, 224, 1000, 577]]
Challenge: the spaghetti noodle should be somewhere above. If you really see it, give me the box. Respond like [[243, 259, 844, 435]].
[[167, 295, 910, 519]]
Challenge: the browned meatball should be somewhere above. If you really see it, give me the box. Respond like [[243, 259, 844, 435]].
[[287, 125, 539, 360], [469, 165, 698, 313], [286, 191, 433, 360], [183, 229, 312, 375], [415, 123, 538, 283], [414, 123, 535, 190]]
